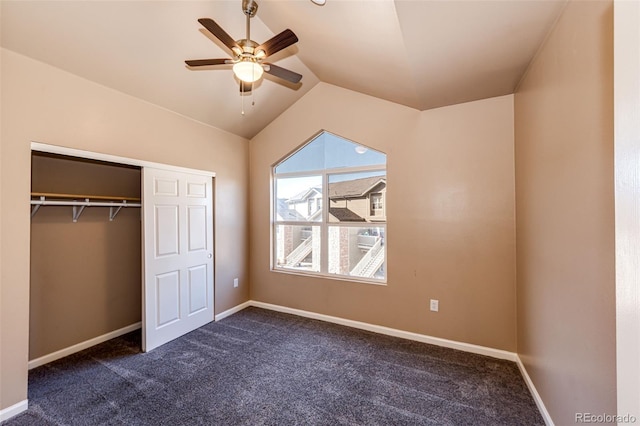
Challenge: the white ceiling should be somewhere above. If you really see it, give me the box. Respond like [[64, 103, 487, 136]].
[[1, 0, 566, 139]]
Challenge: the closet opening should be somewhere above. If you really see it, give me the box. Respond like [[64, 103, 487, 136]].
[[29, 151, 143, 367]]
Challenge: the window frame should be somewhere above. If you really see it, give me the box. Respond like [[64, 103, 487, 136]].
[[370, 192, 384, 217], [307, 198, 314, 216], [272, 164, 387, 285]]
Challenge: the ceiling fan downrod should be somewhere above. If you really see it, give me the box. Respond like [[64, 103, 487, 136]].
[[243, 0, 258, 41]]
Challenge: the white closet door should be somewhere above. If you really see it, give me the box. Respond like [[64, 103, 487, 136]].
[[142, 167, 214, 352]]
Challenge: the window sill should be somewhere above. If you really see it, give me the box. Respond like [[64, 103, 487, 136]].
[[271, 267, 387, 286]]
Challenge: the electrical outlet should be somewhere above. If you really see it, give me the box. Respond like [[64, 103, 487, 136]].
[[233, 278, 239, 288], [430, 299, 439, 312]]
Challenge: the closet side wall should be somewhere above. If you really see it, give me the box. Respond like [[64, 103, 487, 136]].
[[30, 154, 141, 360], [514, 1, 615, 423]]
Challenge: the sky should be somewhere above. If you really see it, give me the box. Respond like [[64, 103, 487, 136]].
[[274, 131, 386, 199]]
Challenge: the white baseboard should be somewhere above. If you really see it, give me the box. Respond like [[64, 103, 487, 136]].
[[250, 301, 518, 362], [28, 322, 142, 370], [516, 356, 554, 426], [0, 400, 28, 422], [215, 300, 252, 321]]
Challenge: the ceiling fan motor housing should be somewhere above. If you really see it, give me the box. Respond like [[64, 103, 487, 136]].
[[239, 39, 259, 54]]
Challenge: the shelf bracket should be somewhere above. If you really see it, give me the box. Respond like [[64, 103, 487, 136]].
[[31, 196, 45, 218], [109, 200, 126, 221], [72, 199, 89, 223]]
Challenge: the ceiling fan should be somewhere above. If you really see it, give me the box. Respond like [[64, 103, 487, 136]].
[[185, 0, 302, 94]]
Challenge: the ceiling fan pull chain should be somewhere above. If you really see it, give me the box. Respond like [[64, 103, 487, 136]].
[[251, 66, 256, 107], [241, 81, 245, 115]]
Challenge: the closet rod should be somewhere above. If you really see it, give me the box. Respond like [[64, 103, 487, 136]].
[[30, 192, 140, 202]]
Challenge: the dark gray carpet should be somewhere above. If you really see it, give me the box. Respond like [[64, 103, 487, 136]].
[[3, 307, 543, 425]]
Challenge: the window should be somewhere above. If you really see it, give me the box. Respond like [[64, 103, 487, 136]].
[[370, 193, 383, 217], [273, 131, 387, 283]]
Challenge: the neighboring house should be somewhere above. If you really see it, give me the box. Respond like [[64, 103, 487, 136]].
[[285, 187, 322, 220], [276, 199, 310, 268], [328, 176, 386, 223], [276, 198, 306, 222], [281, 176, 386, 223], [327, 176, 386, 278], [277, 176, 387, 278]]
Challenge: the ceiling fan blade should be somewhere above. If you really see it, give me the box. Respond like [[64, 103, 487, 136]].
[[240, 82, 253, 93], [256, 29, 298, 58], [185, 59, 229, 67], [198, 18, 241, 54], [264, 63, 302, 84]]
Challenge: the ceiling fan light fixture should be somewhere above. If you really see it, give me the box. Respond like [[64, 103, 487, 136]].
[[233, 60, 264, 83], [311, 0, 326, 5]]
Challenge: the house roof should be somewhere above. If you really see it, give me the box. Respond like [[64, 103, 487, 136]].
[[287, 187, 321, 203], [328, 208, 365, 223], [328, 176, 386, 199], [276, 199, 306, 221]]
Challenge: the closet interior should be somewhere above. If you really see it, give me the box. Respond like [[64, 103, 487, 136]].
[[30, 152, 142, 362]]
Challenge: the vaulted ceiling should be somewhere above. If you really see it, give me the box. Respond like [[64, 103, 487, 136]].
[[1, 0, 567, 139]]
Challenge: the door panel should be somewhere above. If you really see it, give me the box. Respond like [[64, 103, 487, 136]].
[[143, 167, 214, 351], [187, 206, 207, 252], [155, 205, 179, 257], [155, 177, 179, 196], [187, 181, 207, 197], [156, 271, 180, 327], [188, 265, 208, 314]]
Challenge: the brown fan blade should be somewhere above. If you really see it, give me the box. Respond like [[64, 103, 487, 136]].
[[198, 18, 241, 54], [264, 63, 302, 84], [240, 82, 253, 93], [185, 59, 229, 67], [255, 29, 298, 58]]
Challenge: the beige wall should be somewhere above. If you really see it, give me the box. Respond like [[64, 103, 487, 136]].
[[30, 154, 142, 359], [0, 48, 250, 410], [250, 83, 516, 352], [514, 1, 616, 424]]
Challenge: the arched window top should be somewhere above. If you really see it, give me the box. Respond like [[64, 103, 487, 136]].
[[274, 131, 386, 174]]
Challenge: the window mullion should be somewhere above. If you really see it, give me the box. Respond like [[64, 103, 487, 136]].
[[321, 171, 328, 274]]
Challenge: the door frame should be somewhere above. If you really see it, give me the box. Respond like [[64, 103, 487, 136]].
[[613, 0, 640, 419], [30, 141, 217, 349]]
